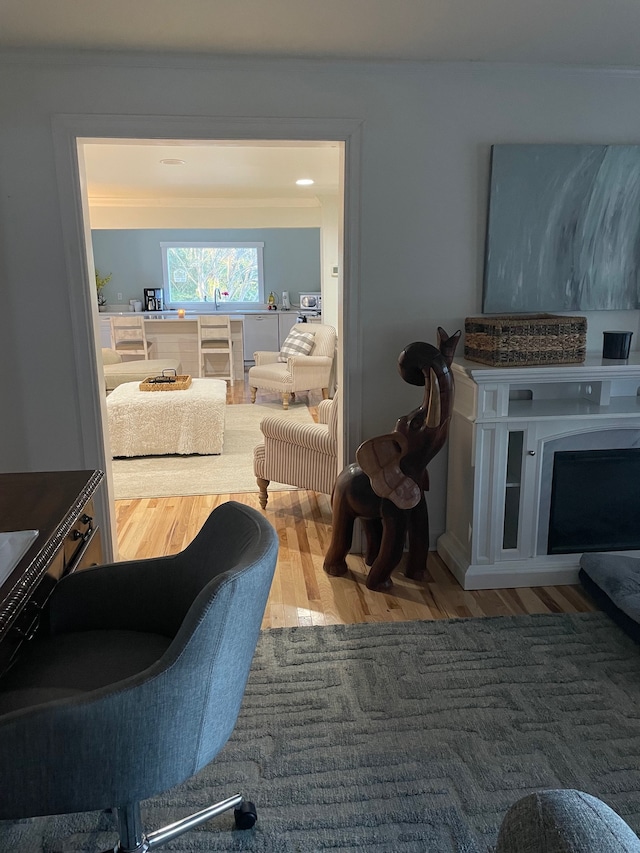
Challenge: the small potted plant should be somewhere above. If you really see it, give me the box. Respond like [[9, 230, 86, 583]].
[[95, 269, 112, 311]]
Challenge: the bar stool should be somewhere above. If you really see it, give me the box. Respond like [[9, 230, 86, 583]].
[[198, 315, 234, 384], [110, 316, 153, 360]]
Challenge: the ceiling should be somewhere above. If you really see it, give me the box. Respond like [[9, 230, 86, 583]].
[[83, 142, 342, 204], [2, 0, 640, 68]]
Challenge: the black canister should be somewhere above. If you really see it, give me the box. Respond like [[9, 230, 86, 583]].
[[602, 330, 633, 360]]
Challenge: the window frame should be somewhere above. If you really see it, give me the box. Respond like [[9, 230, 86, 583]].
[[161, 241, 265, 310]]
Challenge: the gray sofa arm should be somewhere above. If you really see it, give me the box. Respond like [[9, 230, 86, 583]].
[[496, 790, 640, 852]]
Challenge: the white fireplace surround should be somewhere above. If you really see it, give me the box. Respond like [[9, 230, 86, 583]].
[[437, 353, 640, 590]]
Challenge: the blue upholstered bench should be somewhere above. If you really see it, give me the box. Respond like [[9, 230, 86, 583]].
[[579, 552, 640, 644]]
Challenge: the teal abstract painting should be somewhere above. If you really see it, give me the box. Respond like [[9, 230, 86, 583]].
[[483, 144, 640, 312]]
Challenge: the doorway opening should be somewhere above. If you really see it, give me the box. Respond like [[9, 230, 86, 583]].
[[75, 136, 346, 538]]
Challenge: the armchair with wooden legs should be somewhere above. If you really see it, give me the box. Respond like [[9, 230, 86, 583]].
[[254, 388, 340, 508], [249, 323, 336, 410]]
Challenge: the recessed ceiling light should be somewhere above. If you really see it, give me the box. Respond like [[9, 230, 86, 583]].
[[296, 178, 314, 186], [160, 158, 186, 165]]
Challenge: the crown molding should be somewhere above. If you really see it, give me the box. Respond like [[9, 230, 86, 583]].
[[87, 195, 322, 209]]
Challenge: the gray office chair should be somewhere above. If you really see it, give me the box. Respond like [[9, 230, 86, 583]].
[[0, 501, 278, 852]]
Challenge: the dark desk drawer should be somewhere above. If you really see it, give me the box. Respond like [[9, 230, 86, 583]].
[[73, 526, 102, 573], [0, 525, 102, 676], [63, 499, 96, 572], [0, 470, 105, 678]]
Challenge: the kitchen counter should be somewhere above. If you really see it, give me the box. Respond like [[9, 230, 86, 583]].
[[102, 314, 246, 381], [100, 309, 299, 317], [98, 310, 315, 376]]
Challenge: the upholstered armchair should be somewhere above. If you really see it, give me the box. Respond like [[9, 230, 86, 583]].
[[254, 389, 339, 508], [249, 323, 336, 410]]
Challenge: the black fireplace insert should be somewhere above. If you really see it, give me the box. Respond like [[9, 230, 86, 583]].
[[548, 448, 640, 554]]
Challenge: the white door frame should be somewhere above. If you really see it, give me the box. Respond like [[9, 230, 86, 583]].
[[52, 114, 363, 557]]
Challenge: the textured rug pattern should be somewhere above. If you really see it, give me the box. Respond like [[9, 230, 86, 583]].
[[2, 612, 640, 852], [111, 402, 314, 499]]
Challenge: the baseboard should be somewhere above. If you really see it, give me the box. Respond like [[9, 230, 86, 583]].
[[437, 533, 581, 590]]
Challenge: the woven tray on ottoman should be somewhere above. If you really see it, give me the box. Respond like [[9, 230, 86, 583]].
[[139, 374, 192, 391], [464, 313, 587, 366]]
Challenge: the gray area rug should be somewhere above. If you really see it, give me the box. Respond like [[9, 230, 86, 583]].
[[2, 612, 640, 852]]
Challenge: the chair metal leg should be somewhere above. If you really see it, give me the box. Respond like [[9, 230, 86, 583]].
[[146, 794, 246, 848], [112, 802, 146, 852], [109, 794, 253, 853]]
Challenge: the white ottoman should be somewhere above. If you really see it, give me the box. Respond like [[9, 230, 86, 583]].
[[107, 378, 227, 457]]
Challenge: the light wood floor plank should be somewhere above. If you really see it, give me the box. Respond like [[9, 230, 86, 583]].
[[113, 377, 597, 626], [115, 486, 597, 625]]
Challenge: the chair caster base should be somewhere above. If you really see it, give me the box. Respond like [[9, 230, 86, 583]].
[[110, 793, 256, 852], [234, 801, 258, 830]]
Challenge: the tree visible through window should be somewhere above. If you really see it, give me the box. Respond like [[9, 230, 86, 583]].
[[161, 242, 264, 306]]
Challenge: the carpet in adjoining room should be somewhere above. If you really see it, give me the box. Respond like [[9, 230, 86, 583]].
[[2, 612, 640, 852], [111, 402, 314, 499]]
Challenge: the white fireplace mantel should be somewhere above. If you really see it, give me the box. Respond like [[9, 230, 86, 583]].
[[437, 352, 640, 590]]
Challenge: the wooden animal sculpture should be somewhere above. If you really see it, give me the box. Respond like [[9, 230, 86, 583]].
[[323, 327, 461, 591]]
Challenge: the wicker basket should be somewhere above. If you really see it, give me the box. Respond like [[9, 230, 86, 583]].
[[139, 374, 192, 391], [464, 314, 587, 367]]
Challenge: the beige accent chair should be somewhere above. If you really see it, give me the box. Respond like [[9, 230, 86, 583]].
[[110, 315, 153, 360], [101, 348, 182, 393], [249, 323, 336, 410], [253, 389, 339, 509], [198, 315, 234, 384]]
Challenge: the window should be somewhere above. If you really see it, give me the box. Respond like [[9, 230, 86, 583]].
[[161, 242, 265, 308]]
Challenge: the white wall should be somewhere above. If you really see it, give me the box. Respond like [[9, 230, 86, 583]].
[[318, 194, 340, 331], [89, 193, 338, 324], [3, 52, 640, 546], [88, 200, 324, 229]]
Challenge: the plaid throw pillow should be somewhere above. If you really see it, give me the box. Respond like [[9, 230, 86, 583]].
[[278, 328, 315, 362]]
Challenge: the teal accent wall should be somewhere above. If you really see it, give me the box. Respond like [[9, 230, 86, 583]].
[[91, 228, 321, 306]]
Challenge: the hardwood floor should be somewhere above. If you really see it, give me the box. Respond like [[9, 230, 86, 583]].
[[114, 376, 596, 628]]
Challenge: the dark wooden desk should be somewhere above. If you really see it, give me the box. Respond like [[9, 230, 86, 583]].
[[0, 470, 104, 673]]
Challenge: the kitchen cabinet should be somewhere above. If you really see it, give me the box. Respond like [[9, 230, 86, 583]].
[[143, 316, 201, 377], [243, 313, 279, 361], [278, 312, 299, 346], [242, 311, 305, 359], [100, 313, 244, 381]]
